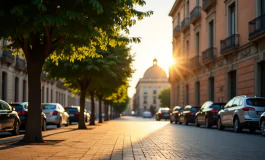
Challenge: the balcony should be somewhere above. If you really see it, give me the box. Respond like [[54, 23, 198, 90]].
[[190, 6, 201, 25], [15, 57, 27, 71], [189, 55, 201, 70], [202, 47, 216, 64], [220, 34, 239, 55], [202, 0, 216, 12], [249, 13, 265, 40], [173, 25, 181, 38], [181, 18, 190, 32], [0, 50, 15, 64]]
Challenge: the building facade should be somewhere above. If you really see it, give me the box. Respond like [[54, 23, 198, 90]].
[[169, 0, 265, 109], [134, 59, 170, 116]]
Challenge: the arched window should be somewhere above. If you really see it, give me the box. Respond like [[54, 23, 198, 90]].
[[2, 72, 7, 101], [15, 77, 19, 101]]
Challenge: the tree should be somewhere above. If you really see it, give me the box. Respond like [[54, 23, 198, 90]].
[[158, 87, 171, 107], [0, 0, 152, 142]]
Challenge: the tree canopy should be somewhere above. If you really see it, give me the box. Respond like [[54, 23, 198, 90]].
[[158, 87, 171, 107]]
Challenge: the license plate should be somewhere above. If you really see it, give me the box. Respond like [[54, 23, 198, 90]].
[[70, 114, 74, 116]]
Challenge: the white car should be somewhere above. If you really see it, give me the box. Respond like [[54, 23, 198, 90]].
[[143, 111, 152, 118]]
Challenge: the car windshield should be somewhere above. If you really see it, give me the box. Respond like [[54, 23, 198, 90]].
[[246, 98, 265, 107], [10, 104, 24, 111], [65, 108, 78, 113], [42, 104, 56, 110]]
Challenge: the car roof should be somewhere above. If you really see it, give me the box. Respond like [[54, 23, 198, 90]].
[[9, 102, 28, 105]]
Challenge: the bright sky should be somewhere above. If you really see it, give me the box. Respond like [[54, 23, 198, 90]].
[[128, 0, 175, 98]]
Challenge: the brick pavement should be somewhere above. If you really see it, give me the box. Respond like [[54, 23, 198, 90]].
[[0, 117, 264, 160]]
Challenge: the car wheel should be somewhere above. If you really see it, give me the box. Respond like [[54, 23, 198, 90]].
[[233, 117, 242, 133], [12, 120, 20, 135], [184, 117, 188, 125], [205, 117, 212, 128], [261, 120, 265, 136], [249, 127, 256, 133], [217, 117, 224, 130], [57, 118, 62, 128], [195, 117, 200, 127], [65, 118, 70, 126], [42, 119, 47, 131]]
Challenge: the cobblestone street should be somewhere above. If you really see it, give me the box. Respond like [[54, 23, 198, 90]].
[[0, 116, 264, 160]]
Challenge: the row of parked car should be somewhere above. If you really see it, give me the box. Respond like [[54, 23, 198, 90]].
[[155, 95, 265, 137], [0, 100, 91, 135]]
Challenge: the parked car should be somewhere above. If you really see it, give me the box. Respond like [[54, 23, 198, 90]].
[[143, 111, 152, 118], [217, 96, 265, 133], [170, 106, 183, 124], [42, 103, 69, 128], [65, 106, 90, 124], [0, 100, 20, 135], [260, 112, 265, 136], [179, 105, 200, 125], [195, 101, 226, 128], [9, 102, 47, 131], [156, 108, 170, 121]]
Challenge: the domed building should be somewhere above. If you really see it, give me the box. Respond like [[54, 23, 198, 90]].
[[133, 59, 170, 116]]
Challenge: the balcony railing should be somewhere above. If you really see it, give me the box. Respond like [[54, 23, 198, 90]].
[[190, 6, 201, 24], [202, 47, 216, 63], [181, 18, 190, 32], [173, 25, 181, 37], [189, 55, 201, 70], [249, 13, 265, 40], [220, 34, 239, 54], [15, 57, 27, 71], [202, 0, 216, 12], [0, 50, 15, 64]]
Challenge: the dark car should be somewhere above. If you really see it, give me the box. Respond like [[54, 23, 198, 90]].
[[65, 106, 89, 124], [195, 101, 226, 128], [170, 106, 183, 124], [179, 105, 200, 125], [0, 100, 20, 135], [155, 108, 170, 121], [9, 102, 47, 131], [260, 112, 265, 137]]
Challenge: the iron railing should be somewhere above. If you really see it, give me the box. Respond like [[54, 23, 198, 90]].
[[249, 13, 265, 39], [190, 55, 200, 69], [15, 57, 27, 71], [202, 47, 216, 63], [190, 6, 201, 23], [220, 34, 239, 53], [202, 0, 216, 11], [0, 50, 15, 63], [181, 18, 190, 31]]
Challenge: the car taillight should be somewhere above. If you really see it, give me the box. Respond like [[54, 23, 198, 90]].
[[210, 110, 219, 113], [159, 112, 162, 115], [52, 111, 58, 116], [242, 106, 255, 111], [17, 110, 27, 115], [76, 112, 80, 115]]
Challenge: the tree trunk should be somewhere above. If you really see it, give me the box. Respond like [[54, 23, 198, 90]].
[[98, 96, 103, 123], [23, 54, 45, 143], [78, 86, 87, 129], [104, 101, 108, 121], [89, 90, 96, 125]]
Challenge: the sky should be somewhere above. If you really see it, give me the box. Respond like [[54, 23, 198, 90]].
[[128, 0, 175, 98]]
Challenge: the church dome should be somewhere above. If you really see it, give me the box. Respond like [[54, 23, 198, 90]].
[[143, 59, 167, 79]]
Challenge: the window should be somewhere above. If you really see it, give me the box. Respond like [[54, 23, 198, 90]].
[[15, 77, 19, 102], [232, 98, 240, 107], [246, 98, 265, 107], [261, 0, 265, 14], [2, 72, 7, 101], [22, 80, 26, 101], [177, 13, 180, 26], [225, 99, 235, 108], [261, 62, 265, 97], [186, 40, 189, 56], [186, 85, 189, 105], [228, 71, 237, 99], [144, 106, 147, 111], [186, 0, 189, 17], [209, 20, 214, 47], [41, 86, 44, 103], [195, 81, 200, 105], [153, 88, 157, 94], [56, 91, 58, 102], [209, 77, 215, 101], [196, 32, 200, 55], [153, 96, 156, 104], [51, 89, 53, 102], [1, 101, 11, 110], [46, 88, 49, 102], [196, 0, 200, 6], [229, 3, 236, 35], [144, 96, 147, 104], [144, 88, 148, 94]]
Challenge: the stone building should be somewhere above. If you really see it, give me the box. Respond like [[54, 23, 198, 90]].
[[134, 59, 170, 116], [169, 0, 265, 109]]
